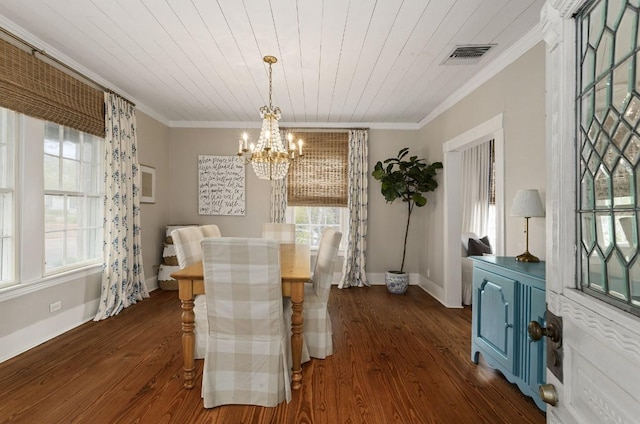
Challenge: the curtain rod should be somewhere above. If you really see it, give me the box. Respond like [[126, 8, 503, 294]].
[[0, 26, 135, 106]]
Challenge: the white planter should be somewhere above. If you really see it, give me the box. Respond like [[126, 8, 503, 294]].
[[385, 271, 409, 294]]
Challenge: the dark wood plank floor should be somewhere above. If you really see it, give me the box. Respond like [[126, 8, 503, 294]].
[[0, 286, 545, 424]]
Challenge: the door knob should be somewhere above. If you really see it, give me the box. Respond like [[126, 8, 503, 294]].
[[538, 383, 558, 406], [528, 321, 561, 342]]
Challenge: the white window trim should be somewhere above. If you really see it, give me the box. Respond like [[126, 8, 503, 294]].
[[285, 206, 349, 254]]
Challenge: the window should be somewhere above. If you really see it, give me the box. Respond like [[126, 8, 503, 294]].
[[576, 0, 640, 315], [285, 131, 349, 250], [44, 122, 104, 273], [0, 108, 16, 285], [286, 206, 348, 250]]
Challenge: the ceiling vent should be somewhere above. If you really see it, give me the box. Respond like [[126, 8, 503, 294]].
[[441, 44, 496, 65]]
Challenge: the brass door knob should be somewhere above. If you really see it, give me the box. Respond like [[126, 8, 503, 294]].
[[528, 321, 561, 342], [539, 383, 558, 406]]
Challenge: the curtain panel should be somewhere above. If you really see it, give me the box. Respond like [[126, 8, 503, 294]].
[[95, 93, 148, 320], [339, 129, 369, 288], [0, 38, 104, 137], [461, 140, 492, 236]]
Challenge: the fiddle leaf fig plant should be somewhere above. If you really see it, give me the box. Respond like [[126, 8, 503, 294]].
[[372, 147, 443, 273]]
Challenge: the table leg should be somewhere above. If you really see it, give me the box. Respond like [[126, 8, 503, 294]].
[[181, 297, 196, 389], [290, 283, 304, 390]]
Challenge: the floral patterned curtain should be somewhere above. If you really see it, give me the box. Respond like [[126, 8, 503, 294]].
[[269, 129, 288, 223], [339, 129, 369, 288], [270, 178, 287, 223], [94, 93, 148, 321]]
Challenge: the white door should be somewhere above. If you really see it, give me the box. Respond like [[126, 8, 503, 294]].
[[543, 1, 640, 423]]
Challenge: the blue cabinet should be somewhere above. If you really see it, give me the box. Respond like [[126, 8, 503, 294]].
[[470, 256, 546, 411]]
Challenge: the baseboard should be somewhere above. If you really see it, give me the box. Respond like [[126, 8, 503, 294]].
[[146, 275, 159, 292], [0, 297, 100, 363], [0, 278, 158, 364], [417, 275, 463, 308]]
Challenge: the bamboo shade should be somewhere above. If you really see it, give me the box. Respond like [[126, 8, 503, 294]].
[[0, 38, 104, 137], [287, 132, 348, 207]]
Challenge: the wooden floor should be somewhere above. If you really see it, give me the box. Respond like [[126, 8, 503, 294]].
[[0, 286, 545, 424]]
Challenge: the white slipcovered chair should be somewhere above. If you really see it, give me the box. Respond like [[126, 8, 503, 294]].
[[285, 228, 342, 359], [262, 223, 296, 244], [200, 237, 291, 408], [199, 224, 222, 238], [171, 226, 208, 359]]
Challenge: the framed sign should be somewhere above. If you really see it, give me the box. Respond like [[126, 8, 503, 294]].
[[140, 164, 156, 203], [198, 155, 245, 215]]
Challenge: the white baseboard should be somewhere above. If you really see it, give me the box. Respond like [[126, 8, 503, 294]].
[[146, 275, 159, 292], [0, 277, 158, 364], [0, 297, 100, 363], [417, 274, 463, 308]]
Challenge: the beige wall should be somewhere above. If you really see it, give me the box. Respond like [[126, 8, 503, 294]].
[[419, 42, 547, 288], [137, 111, 171, 286], [166, 127, 428, 278]]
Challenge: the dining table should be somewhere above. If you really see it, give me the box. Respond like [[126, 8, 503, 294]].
[[171, 243, 311, 390]]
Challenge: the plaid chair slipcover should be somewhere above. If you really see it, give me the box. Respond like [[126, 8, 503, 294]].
[[285, 228, 342, 359], [262, 223, 296, 244], [201, 237, 291, 408], [199, 224, 222, 238]]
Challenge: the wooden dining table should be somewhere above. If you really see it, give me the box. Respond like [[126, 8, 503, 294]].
[[171, 243, 311, 390]]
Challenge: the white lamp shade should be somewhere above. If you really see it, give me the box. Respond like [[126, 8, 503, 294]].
[[511, 189, 545, 217]]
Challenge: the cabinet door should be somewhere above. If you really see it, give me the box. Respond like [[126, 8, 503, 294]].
[[525, 286, 546, 394], [473, 268, 516, 372]]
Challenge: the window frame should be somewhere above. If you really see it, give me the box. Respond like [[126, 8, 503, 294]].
[[0, 108, 17, 287], [43, 122, 104, 275], [285, 206, 349, 252]]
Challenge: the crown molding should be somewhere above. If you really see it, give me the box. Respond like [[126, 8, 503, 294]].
[[169, 120, 421, 131], [418, 23, 543, 129]]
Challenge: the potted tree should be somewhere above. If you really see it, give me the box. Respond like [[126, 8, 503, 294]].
[[372, 147, 443, 294]]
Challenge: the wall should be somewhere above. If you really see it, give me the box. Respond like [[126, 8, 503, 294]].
[[0, 111, 170, 362], [137, 111, 171, 289], [419, 42, 547, 291], [167, 127, 423, 280]]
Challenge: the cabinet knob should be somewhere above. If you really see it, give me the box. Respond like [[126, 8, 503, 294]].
[[528, 321, 561, 342], [538, 383, 559, 406]]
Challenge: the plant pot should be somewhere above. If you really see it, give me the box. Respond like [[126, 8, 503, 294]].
[[385, 271, 409, 294]]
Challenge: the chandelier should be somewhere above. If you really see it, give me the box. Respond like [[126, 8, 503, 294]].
[[237, 55, 302, 180]]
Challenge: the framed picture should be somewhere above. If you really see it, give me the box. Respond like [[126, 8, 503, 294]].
[[140, 164, 156, 203]]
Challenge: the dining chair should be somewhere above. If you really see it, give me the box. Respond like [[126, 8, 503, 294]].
[[200, 237, 291, 408], [171, 226, 207, 359], [262, 222, 296, 244], [285, 228, 342, 359], [199, 224, 222, 238]]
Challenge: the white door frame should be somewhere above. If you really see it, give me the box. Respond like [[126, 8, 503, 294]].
[[442, 114, 505, 308]]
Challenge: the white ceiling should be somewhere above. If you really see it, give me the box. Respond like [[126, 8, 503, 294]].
[[0, 0, 545, 129]]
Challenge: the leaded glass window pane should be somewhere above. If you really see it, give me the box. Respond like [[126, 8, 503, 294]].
[[577, 0, 640, 315]]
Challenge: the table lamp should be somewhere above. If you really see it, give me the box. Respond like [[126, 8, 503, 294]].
[[511, 189, 545, 262]]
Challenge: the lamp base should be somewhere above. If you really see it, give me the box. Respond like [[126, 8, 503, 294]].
[[516, 251, 540, 263]]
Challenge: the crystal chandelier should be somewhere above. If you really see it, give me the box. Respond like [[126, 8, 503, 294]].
[[237, 56, 302, 180]]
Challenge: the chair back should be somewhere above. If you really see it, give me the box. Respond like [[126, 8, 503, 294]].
[[171, 227, 205, 268], [312, 228, 342, 301], [200, 237, 290, 407], [201, 237, 283, 337], [200, 224, 222, 238], [262, 223, 296, 244]]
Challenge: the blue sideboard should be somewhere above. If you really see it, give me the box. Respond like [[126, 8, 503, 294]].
[[470, 256, 546, 411]]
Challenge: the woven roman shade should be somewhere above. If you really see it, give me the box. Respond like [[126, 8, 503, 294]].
[[287, 132, 348, 207], [0, 38, 104, 137]]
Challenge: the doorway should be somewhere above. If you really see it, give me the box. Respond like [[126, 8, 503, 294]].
[[442, 114, 505, 307]]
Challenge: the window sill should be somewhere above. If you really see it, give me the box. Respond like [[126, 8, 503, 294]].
[[0, 264, 102, 302]]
